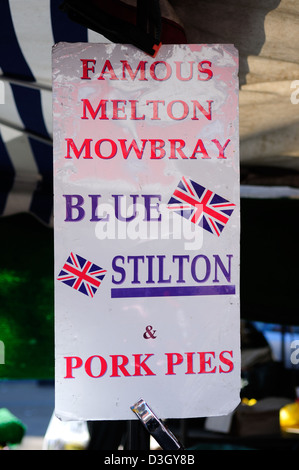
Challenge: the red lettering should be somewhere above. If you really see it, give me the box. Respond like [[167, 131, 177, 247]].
[[167, 100, 189, 120], [94, 139, 117, 159], [185, 352, 196, 374], [150, 61, 172, 81], [190, 139, 210, 159], [62, 351, 234, 379], [80, 59, 96, 79], [110, 354, 131, 377], [219, 350, 234, 373], [112, 100, 127, 120], [64, 356, 83, 378], [81, 99, 108, 120], [119, 139, 147, 159], [175, 61, 194, 81], [198, 352, 216, 373], [133, 354, 156, 376], [149, 139, 166, 159], [212, 139, 230, 159], [198, 60, 213, 80], [80, 59, 213, 81], [191, 100, 213, 121], [165, 353, 183, 375], [129, 100, 145, 120], [169, 139, 187, 159], [65, 138, 93, 159], [120, 60, 147, 81], [85, 355, 107, 378], [98, 60, 118, 80], [63, 139, 230, 160], [146, 100, 165, 120], [80, 98, 212, 121]]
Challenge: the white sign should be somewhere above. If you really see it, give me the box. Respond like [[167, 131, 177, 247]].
[[53, 43, 240, 421]]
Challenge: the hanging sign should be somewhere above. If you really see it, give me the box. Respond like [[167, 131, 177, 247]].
[[53, 43, 240, 421]]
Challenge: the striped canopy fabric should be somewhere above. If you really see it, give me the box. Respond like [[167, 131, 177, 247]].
[[0, 0, 111, 225]]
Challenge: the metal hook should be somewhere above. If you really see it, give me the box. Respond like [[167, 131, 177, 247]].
[[131, 399, 184, 450]]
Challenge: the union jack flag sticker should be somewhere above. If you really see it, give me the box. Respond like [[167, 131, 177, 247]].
[[167, 176, 236, 237], [57, 253, 107, 298]]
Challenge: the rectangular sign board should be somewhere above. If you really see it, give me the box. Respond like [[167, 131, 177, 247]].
[[53, 43, 240, 421]]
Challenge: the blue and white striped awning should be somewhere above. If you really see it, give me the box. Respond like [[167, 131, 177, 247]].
[[0, 0, 110, 225], [1, 0, 299, 225]]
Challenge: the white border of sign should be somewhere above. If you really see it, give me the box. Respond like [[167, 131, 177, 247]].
[[53, 43, 240, 421]]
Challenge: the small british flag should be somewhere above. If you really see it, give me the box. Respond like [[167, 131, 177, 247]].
[[57, 252, 106, 298], [167, 176, 235, 237]]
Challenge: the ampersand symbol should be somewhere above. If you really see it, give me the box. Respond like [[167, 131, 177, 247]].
[[143, 325, 157, 339]]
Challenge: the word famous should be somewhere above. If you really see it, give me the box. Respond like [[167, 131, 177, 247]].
[[80, 58, 213, 82]]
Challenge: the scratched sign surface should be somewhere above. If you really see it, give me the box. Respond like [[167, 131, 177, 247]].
[[53, 43, 240, 421]]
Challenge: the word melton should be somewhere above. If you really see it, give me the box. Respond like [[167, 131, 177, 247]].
[[64, 351, 234, 378], [81, 98, 213, 121], [64, 137, 231, 160], [80, 58, 213, 81]]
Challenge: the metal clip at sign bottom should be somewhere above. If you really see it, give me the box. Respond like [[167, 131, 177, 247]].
[[130, 399, 184, 450]]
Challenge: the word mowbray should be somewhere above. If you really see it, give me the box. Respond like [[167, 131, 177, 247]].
[[64, 137, 231, 160]]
